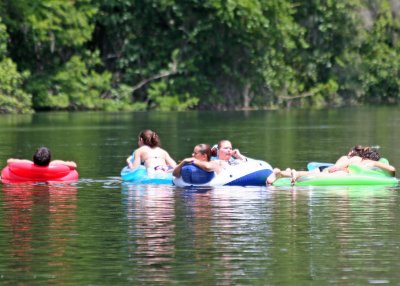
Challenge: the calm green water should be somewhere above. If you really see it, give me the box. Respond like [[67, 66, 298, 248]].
[[0, 107, 399, 285]]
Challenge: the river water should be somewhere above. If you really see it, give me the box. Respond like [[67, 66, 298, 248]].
[[0, 107, 399, 284]]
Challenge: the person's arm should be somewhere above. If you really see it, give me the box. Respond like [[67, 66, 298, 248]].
[[50, 160, 77, 168], [172, 158, 193, 177], [129, 149, 142, 169], [371, 161, 396, 176], [231, 149, 246, 161], [193, 159, 220, 174], [7, 158, 33, 164], [326, 155, 354, 173], [126, 155, 133, 168], [164, 151, 177, 168]]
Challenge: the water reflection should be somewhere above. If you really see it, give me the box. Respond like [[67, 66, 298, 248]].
[[122, 185, 275, 284], [268, 185, 400, 284], [1, 183, 77, 284], [208, 187, 272, 283], [122, 185, 400, 283], [123, 184, 176, 282], [178, 187, 216, 283]]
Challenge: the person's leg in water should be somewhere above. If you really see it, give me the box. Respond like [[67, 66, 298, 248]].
[[267, 168, 293, 185], [267, 168, 319, 185]]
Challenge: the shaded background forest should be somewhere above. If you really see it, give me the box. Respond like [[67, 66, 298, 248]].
[[1, 0, 400, 113]]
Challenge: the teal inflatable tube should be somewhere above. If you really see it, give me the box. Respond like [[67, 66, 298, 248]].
[[307, 162, 334, 171], [121, 153, 173, 184], [121, 166, 173, 184]]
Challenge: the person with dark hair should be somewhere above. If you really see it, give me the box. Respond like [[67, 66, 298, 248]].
[[360, 147, 381, 161], [173, 144, 220, 177], [7, 147, 77, 168], [355, 147, 396, 176], [126, 129, 176, 173], [323, 145, 366, 173], [266, 145, 396, 185], [32, 146, 51, 166]]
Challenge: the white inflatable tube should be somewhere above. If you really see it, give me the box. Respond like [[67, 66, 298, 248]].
[[173, 158, 273, 187]]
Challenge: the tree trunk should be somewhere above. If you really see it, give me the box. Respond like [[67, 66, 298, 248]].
[[243, 83, 252, 109]]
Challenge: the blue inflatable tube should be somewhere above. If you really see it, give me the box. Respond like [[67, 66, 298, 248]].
[[173, 158, 273, 187]]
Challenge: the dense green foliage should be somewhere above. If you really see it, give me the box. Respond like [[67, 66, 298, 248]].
[[0, 18, 31, 113], [0, 0, 399, 113]]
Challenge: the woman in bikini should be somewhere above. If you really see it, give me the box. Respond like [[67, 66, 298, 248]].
[[266, 145, 396, 185], [126, 129, 176, 174]]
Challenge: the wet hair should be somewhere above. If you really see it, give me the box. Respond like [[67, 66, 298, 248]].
[[211, 140, 231, 157], [139, 129, 161, 148], [211, 146, 218, 157], [348, 145, 364, 157], [196, 144, 212, 161], [33, 147, 51, 166], [361, 147, 381, 161], [348, 145, 381, 161]]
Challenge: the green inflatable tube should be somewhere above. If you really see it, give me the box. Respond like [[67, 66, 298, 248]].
[[273, 162, 398, 187]]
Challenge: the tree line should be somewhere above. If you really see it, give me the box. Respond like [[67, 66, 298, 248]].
[[0, 0, 399, 113]]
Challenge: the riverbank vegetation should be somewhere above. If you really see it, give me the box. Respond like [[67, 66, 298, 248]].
[[0, 0, 399, 113]]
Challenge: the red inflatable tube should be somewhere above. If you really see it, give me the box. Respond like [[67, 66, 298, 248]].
[[1, 162, 79, 184]]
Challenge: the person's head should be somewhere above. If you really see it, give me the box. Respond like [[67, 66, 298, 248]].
[[138, 129, 160, 148], [211, 140, 233, 161], [362, 147, 381, 161], [33, 147, 51, 166], [192, 144, 211, 161], [347, 145, 364, 157]]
